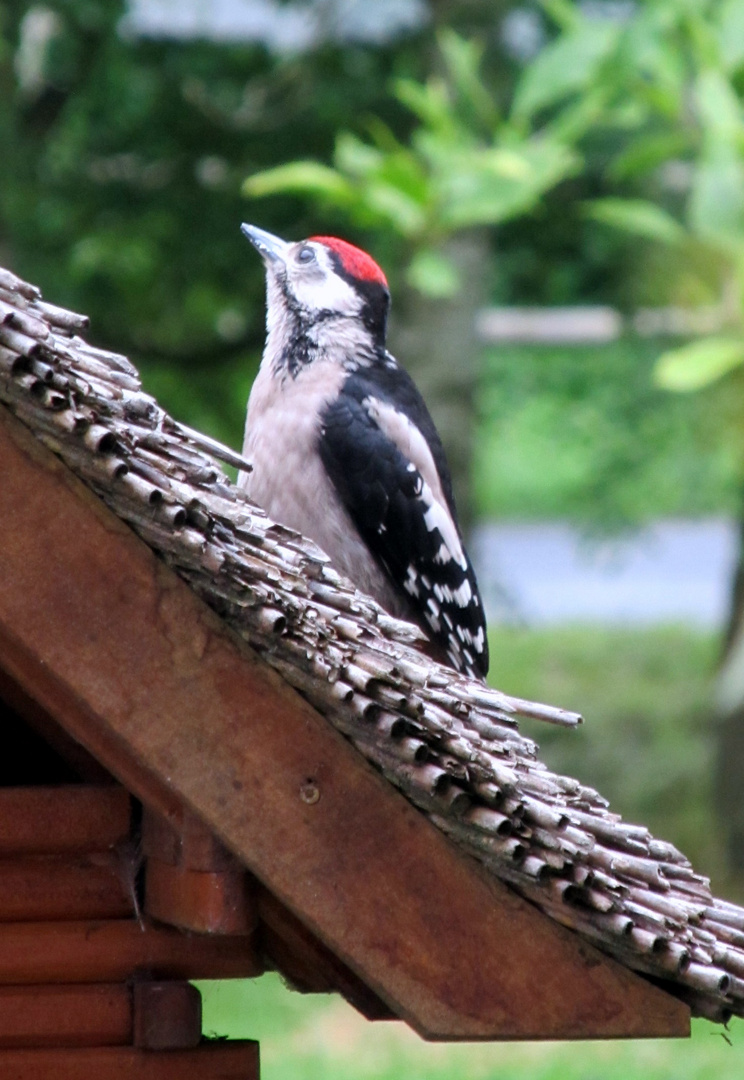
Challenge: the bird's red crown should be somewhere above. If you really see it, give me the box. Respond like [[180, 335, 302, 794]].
[[310, 237, 388, 288]]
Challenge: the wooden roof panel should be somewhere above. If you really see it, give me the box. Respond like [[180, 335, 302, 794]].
[[0, 405, 688, 1040]]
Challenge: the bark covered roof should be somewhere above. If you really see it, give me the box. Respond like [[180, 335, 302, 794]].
[[1, 263, 742, 1024]]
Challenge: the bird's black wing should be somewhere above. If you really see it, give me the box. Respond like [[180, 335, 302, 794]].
[[319, 367, 488, 679]]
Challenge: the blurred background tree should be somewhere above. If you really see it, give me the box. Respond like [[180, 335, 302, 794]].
[[0, 0, 447, 439]]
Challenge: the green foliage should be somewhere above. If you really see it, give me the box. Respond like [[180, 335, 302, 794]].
[[584, 198, 686, 246], [688, 69, 744, 253], [510, 15, 618, 124], [0, 1, 436, 433], [6, 0, 744, 525], [718, 0, 744, 73], [244, 30, 580, 297], [525, 0, 744, 408], [242, 161, 356, 207], [405, 247, 459, 298], [474, 339, 740, 527], [656, 337, 744, 391]]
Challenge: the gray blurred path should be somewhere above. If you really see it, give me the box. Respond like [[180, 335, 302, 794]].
[[471, 518, 738, 629]]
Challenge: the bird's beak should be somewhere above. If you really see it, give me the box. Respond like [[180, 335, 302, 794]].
[[240, 223, 290, 266]]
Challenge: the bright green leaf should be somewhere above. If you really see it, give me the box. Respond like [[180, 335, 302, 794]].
[[544, 86, 607, 144], [655, 337, 744, 391], [585, 198, 686, 245], [242, 162, 354, 205], [688, 144, 744, 249], [365, 116, 407, 156], [394, 77, 456, 137], [334, 132, 384, 180], [695, 69, 742, 140], [718, 0, 744, 74], [540, 0, 581, 31], [438, 139, 577, 229], [618, 4, 687, 107], [437, 28, 499, 130], [512, 18, 618, 122], [376, 156, 429, 208], [362, 181, 427, 236]]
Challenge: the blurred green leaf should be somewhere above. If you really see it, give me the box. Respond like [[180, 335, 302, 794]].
[[688, 71, 744, 253], [695, 68, 742, 140], [584, 198, 686, 245], [238, 30, 582, 297], [405, 248, 460, 298], [334, 133, 385, 179], [438, 140, 577, 230], [362, 180, 427, 235], [512, 18, 618, 123], [655, 337, 744, 391], [393, 76, 458, 138], [609, 132, 690, 181], [543, 86, 606, 144], [242, 161, 355, 205], [437, 28, 499, 131], [618, 5, 687, 114], [718, 0, 744, 74], [689, 143, 744, 249], [540, 0, 582, 32], [338, 129, 429, 208]]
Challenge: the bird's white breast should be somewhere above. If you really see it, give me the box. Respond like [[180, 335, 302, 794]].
[[238, 359, 412, 619]]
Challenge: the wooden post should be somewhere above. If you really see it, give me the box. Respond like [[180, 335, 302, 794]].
[[143, 808, 256, 935], [132, 982, 201, 1051]]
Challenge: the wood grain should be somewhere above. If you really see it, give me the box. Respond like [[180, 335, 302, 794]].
[[0, 985, 132, 1049], [0, 787, 129, 855], [0, 854, 134, 922], [0, 920, 261, 984], [145, 860, 255, 936], [0, 1042, 259, 1079]]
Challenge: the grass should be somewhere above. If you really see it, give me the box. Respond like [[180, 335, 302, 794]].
[[473, 340, 740, 528], [198, 974, 744, 1080], [197, 624, 743, 1077]]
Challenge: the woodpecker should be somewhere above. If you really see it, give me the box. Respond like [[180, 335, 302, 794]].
[[238, 223, 489, 680]]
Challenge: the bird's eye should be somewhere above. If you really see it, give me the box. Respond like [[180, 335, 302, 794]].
[[297, 246, 316, 265]]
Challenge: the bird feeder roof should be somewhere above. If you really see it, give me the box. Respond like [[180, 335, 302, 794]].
[[0, 263, 740, 1037]]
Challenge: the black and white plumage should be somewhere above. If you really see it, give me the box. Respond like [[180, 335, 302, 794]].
[[238, 223, 489, 679]]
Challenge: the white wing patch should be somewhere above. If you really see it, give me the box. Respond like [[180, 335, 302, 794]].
[[404, 565, 420, 598], [421, 490, 467, 570], [364, 395, 449, 509], [433, 579, 473, 607], [359, 392, 487, 678], [363, 393, 467, 569]]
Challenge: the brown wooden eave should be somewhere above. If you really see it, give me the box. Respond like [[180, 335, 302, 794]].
[[0, 404, 690, 1041]]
